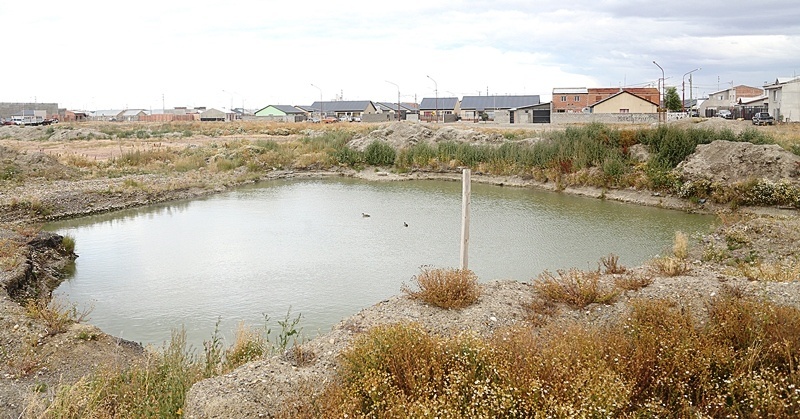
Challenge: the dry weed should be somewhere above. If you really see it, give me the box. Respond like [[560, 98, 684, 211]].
[[402, 266, 481, 309], [673, 231, 689, 260], [650, 256, 690, 277], [600, 253, 627, 274], [533, 269, 619, 308]]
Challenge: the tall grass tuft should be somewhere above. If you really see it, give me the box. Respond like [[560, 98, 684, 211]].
[[364, 140, 396, 166], [402, 266, 481, 309], [534, 268, 619, 308]]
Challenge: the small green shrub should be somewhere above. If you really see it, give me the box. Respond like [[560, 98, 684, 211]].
[[364, 140, 396, 166]]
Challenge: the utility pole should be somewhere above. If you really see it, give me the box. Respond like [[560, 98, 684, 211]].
[[386, 80, 401, 121], [311, 84, 323, 120], [427, 75, 438, 123], [682, 68, 701, 113]]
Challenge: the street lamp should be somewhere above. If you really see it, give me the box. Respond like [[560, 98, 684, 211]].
[[682, 67, 701, 113], [427, 75, 438, 123], [311, 83, 322, 121], [386, 80, 401, 121], [652, 61, 665, 110]]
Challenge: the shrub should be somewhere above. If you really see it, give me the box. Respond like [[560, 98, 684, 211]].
[[61, 235, 76, 254], [364, 141, 396, 166], [533, 269, 618, 308], [402, 266, 481, 309]]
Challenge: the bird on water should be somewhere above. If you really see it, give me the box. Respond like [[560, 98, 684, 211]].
[[403, 222, 408, 227], [362, 212, 370, 218]]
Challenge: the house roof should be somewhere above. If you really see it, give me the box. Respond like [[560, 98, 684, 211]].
[[738, 96, 767, 105], [121, 109, 146, 116], [309, 100, 374, 112], [767, 76, 800, 88], [256, 105, 306, 114], [460, 95, 540, 111], [553, 88, 588, 94], [590, 90, 659, 108], [419, 97, 459, 110], [375, 102, 415, 112], [94, 110, 123, 117]]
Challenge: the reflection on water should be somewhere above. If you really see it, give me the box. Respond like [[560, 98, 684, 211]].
[[48, 178, 714, 348]]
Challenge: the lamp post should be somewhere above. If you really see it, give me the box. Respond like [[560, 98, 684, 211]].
[[652, 61, 665, 110], [427, 75, 438, 123], [311, 83, 323, 121], [682, 68, 701, 113], [386, 80, 401, 121]]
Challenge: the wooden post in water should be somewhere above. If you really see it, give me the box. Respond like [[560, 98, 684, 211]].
[[460, 168, 471, 270]]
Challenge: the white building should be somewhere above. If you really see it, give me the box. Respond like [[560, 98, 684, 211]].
[[765, 77, 800, 122]]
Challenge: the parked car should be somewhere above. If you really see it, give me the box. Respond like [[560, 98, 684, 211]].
[[717, 110, 732, 119], [752, 112, 775, 126], [323, 116, 338, 124], [689, 111, 700, 117]]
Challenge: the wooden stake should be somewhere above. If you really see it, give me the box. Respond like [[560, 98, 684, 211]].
[[460, 168, 471, 270]]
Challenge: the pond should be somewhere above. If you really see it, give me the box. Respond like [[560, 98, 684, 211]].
[[48, 178, 715, 348]]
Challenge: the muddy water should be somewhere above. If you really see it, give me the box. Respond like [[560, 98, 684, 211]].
[[48, 178, 714, 347]]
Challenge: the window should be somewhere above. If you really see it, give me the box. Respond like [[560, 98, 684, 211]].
[[574, 96, 581, 102], [619, 109, 630, 113], [561, 96, 567, 102]]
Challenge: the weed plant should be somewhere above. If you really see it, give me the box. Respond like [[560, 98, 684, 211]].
[[40, 310, 304, 417], [289, 289, 800, 418], [402, 266, 481, 309]]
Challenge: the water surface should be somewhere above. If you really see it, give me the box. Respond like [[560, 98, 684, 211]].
[[49, 178, 714, 347]]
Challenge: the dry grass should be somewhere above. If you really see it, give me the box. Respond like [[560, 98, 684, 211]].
[[673, 231, 689, 260], [402, 266, 481, 309], [650, 255, 691, 277], [614, 272, 655, 291], [732, 259, 800, 281], [533, 268, 619, 308], [24, 297, 92, 336], [285, 291, 800, 418]]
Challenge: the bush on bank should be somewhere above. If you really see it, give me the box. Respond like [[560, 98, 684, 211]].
[[284, 289, 800, 418]]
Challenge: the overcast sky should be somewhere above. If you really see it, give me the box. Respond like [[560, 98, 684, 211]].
[[3, 0, 798, 111]]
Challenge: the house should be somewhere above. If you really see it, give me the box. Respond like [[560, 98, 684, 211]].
[[200, 108, 228, 122], [590, 90, 658, 114], [735, 96, 768, 120], [459, 95, 540, 122], [588, 88, 660, 108], [765, 77, 800, 122], [119, 109, 147, 122], [308, 101, 377, 120], [552, 88, 588, 113], [698, 85, 764, 118], [508, 102, 551, 124], [374, 102, 418, 121], [419, 97, 460, 122], [92, 110, 124, 121], [254, 105, 308, 122]]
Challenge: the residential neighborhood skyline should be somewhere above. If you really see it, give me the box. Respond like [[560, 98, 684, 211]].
[[2, 1, 798, 111]]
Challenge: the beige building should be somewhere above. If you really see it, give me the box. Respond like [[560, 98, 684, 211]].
[[590, 91, 658, 114]]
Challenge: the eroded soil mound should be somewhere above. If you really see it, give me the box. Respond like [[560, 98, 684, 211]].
[[677, 140, 800, 185], [0, 145, 75, 180], [347, 122, 506, 151]]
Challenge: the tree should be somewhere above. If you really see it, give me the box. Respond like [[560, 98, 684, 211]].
[[664, 87, 682, 112]]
